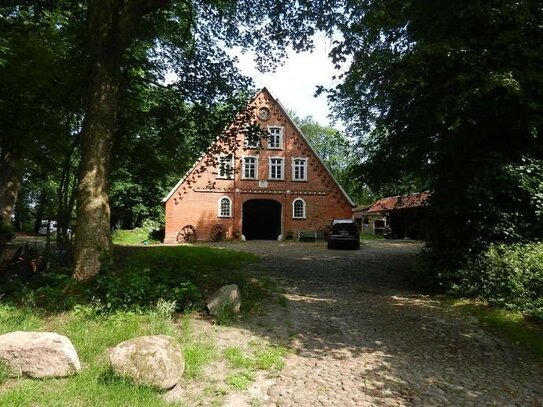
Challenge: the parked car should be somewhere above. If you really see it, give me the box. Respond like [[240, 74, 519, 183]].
[[327, 218, 360, 250], [38, 220, 57, 236]]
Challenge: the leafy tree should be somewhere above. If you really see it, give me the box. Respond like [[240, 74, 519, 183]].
[[292, 114, 374, 205], [0, 5, 86, 232], [325, 0, 543, 266], [71, 0, 353, 280]]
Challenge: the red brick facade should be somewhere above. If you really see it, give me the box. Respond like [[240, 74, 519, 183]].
[[163, 88, 354, 243]]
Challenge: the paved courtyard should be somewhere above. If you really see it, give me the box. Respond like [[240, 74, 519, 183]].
[[211, 240, 543, 406]]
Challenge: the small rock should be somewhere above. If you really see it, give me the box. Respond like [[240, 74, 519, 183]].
[[0, 331, 81, 378], [109, 335, 184, 390], [207, 284, 241, 316]]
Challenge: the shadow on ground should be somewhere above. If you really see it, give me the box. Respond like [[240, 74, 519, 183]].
[[206, 240, 543, 406]]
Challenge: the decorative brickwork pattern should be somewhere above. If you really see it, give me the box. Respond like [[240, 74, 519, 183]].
[[163, 88, 354, 243]]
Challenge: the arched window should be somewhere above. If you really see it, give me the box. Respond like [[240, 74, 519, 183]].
[[292, 198, 306, 219], [218, 197, 232, 217]]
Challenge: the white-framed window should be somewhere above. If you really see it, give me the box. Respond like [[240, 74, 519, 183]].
[[218, 196, 232, 217], [244, 132, 261, 148], [217, 155, 233, 179], [292, 198, 306, 219], [292, 157, 308, 181], [242, 156, 258, 179], [268, 157, 284, 180], [267, 126, 283, 149]]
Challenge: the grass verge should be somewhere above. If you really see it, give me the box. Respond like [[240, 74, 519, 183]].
[[448, 299, 543, 358]]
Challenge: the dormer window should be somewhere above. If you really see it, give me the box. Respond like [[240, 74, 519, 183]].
[[267, 126, 283, 149]]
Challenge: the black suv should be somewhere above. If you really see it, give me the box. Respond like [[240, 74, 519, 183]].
[[327, 219, 360, 250]]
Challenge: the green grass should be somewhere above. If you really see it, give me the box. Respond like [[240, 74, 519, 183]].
[[223, 342, 288, 390], [112, 228, 155, 245], [449, 299, 543, 358], [0, 303, 177, 406], [0, 243, 286, 405]]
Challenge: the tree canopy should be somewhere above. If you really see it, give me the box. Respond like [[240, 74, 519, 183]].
[[325, 0, 543, 263]]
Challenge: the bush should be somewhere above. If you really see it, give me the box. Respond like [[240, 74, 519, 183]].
[[0, 223, 15, 243], [452, 242, 543, 320], [95, 266, 201, 311]]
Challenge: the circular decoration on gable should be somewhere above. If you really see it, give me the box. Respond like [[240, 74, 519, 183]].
[[257, 106, 271, 121]]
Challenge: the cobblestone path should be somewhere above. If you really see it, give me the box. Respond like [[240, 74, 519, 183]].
[[220, 240, 543, 407]]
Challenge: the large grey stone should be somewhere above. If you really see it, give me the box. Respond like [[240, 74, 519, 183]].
[[0, 331, 81, 378], [109, 335, 184, 389], [207, 284, 241, 316]]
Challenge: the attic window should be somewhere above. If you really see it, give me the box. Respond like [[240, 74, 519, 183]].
[[292, 157, 308, 181], [267, 126, 283, 149], [217, 155, 233, 179]]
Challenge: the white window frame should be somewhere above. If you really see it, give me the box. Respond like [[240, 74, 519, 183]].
[[292, 157, 308, 181], [244, 132, 261, 149], [216, 155, 233, 179], [268, 157, 285, 180], [242, 156, 258, 180], [267, 126, 283, 149], [292, 198, 306, 219], [218, 196, 232, 218]]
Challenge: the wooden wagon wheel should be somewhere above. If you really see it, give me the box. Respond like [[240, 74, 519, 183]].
[[210, 224, 227, 242], [317, 225, 331, 241], [176, 225, 197, 243]]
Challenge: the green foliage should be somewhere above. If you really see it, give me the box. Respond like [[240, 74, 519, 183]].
[[325, 0, 543, 268], [95, 266, 201, 311], [292, 113, 375, 205], [226, 371, 255, 390], [0, 303, 177, 406], [452, 243, 543, 320], [450, 300, 543, 358], [0, 222, 15, 241]]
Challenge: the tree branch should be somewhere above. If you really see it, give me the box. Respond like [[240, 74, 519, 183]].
[[118, 0, 170, 51]]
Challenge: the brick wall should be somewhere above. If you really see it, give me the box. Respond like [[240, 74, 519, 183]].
[[164, 89, 354, 243]]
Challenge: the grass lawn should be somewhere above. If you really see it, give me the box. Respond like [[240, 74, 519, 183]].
[[0, 244, 284, 406], [360, 232, 385, 241]]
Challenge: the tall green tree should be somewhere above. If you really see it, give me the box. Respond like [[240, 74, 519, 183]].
[[72, 0, 352, 280], [325, 0, 543, 264], [0, 5, 86, 228]]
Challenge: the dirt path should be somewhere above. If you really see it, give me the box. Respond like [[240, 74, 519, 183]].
[[207, 240, 543, 406]]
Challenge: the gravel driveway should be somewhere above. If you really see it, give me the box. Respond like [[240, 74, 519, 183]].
[[209, 240, 543, 406]]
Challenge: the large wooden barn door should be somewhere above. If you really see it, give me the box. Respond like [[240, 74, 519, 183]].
[[242, 199, 281, 240]]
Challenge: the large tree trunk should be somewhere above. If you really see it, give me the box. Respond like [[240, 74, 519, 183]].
[[0, 150, 21, 225], [73, 0, 169, 281], [73, 3, 120, 280]]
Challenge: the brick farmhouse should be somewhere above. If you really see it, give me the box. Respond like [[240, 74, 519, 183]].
[[163, 88, 355, 243]]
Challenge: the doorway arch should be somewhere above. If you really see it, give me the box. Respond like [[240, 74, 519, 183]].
[[242, 199, 282, 240]]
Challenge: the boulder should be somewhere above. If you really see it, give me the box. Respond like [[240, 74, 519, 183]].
[[207, 284, 241, 316], [109, 335, 184, 390], [0, 331, 81, 378]]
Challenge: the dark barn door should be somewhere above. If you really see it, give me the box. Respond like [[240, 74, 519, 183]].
[[242, 199, 281, 240]]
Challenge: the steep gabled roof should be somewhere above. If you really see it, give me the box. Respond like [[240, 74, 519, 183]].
[[163, 88, 356, 207]]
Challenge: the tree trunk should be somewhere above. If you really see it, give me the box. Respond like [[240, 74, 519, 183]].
[[73, 4, 120, 281], [0, 150, 21, 225], [73, 0, 168, 280]]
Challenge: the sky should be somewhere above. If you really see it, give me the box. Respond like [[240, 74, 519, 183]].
[[233, 36, 344, 128]]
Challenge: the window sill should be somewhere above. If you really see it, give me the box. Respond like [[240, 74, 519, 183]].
[[217, 215, 232, 218], [292, 217, 306, 220]]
